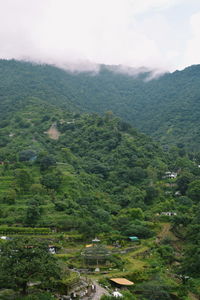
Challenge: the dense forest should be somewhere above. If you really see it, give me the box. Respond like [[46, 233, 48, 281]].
[[0, 60, 200, 299], [0, 97, 169, 234], [1, 60, 200, 150]]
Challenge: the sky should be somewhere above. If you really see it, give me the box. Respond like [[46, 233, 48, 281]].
[[0, 0, 200, 72]]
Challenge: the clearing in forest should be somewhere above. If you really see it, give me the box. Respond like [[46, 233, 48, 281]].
[[47, 123, 60, 140]]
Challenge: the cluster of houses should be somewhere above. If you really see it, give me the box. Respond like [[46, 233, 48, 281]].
[[0, 237, 57, 255], [156, 212, 177, 217]]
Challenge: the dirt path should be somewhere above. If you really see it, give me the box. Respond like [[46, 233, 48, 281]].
[[47, 123, 60, 140], [91, 280, 110, 300], [156, 223, 171, 244], [188, 292, 199, 300]]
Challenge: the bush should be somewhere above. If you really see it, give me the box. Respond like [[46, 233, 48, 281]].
[[0, 226, 51, 235], [16, 292, 56, 299], [124, 223, 154, 238]]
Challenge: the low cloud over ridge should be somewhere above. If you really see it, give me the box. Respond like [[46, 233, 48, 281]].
[[0, 0, 200, 73]]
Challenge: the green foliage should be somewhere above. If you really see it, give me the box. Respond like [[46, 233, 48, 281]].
[[39, 155, 56, 172], [181, 244, 200, 277], [0, 238, 61, 294], [123, 222, 154, 238], [30, 184, 44, 195], [19, 150, 36, 162], [187, 180, 200, 202], [101, 291, 136, 300], [176, 171, 194, 195], [0, 189, 16, 205], [0, 226, 51, 235], [41, 171, 63, 191], [14, 169, 33, 191], [25, 198, 42, 226], [156, 245, 175, 264], [180, 204, 200, 278], [15, 292, 56, 299]]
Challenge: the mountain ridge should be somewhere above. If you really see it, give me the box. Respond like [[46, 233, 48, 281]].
[[1, 59, 200, 150]]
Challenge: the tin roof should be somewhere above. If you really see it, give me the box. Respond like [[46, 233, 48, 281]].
[[110, 278, 134, 285]]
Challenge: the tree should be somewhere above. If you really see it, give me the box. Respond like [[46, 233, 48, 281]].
[[145, 186, 159, 204], [176, 171, 194, 195], [18, 149, 36, 162], [187, 179, 200, 202], [136, 280, 172, 300], [41, 171, 63, 191], [39, 155, 56, 172], [25, 198, 42, 226], [122, 186, 146, 208], [124, 223, 154, 238], [181, 244, 200, 277], [156, 245, 175, 264], [0, 238, 61, 295], [117, 208, 144, 223], [14, 169, 33, 191], [128, 167, 147, 183], [0, 189, 16, 205], [30, 183, 45, 195]]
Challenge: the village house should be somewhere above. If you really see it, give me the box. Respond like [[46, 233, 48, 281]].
[[160, 212, 177, 216], [163, 171, 178, 179]]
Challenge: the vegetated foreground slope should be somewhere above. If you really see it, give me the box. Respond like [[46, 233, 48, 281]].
[[1, 83, 200, 298], [1, 97, 200, 241], [1, 97, 200, 294], [1, 60, 200, 150], [0, 97, 169, 235]]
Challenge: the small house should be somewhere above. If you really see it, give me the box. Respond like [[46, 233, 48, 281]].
[[112, 290, 123, 298], [175, 191, 181, 196], [0, 236, 12, 240], [164, 171, 178, 179], [48, 245, 56, 254], [160, 212, 177, 216]]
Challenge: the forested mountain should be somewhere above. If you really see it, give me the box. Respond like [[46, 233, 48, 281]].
[[1, 59, 200, 150], [1, 63, 200, 298]]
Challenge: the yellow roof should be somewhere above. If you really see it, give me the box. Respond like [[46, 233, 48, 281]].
[[110, 278, 134, 286], [85, 244, 93, 248]]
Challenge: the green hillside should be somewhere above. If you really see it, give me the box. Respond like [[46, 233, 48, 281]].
[[1, 60, 200, 150], [0, 100, 200, 299], [1, 61, 200, 299], [0, 97, 169, 233]]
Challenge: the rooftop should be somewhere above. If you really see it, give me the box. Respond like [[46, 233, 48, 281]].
[[110, 278, 134, 286]]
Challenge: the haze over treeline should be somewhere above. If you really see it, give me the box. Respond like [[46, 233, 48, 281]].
[[1, 0, 200, 73]]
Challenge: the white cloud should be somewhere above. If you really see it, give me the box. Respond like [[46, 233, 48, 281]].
[[182, 11, 200, 68], [129, 0, 183, 14], [0, 0, 199, 72]]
